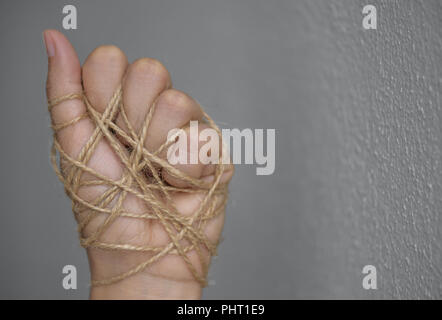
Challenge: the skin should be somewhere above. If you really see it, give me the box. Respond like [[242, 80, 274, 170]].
[[44, 29, 234, 299]]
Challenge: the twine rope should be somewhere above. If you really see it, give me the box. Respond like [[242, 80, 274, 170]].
[[48, 85, 228, 287]]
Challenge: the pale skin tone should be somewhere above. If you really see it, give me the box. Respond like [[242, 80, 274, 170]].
[[44, 30, 233, 299]]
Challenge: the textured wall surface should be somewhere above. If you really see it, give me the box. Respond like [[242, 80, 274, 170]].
[[284, 0, 442, 299], [0, 0, 441, 299]]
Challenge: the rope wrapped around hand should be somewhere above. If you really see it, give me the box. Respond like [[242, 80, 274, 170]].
[[48, 85, 228, 286]]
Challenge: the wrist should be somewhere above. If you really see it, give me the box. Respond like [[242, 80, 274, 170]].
[[89, 272, 202, 299]]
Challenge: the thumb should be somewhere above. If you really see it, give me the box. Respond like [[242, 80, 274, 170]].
[[44, 29, 94, 158]]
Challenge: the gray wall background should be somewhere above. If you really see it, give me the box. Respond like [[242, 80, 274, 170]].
[[0, 0, 441, 299]]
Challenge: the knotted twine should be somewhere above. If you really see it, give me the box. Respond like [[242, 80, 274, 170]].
[[48, 85, 228, 287]]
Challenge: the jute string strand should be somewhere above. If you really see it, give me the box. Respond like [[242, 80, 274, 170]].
[[48, 85, 228, 287]]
